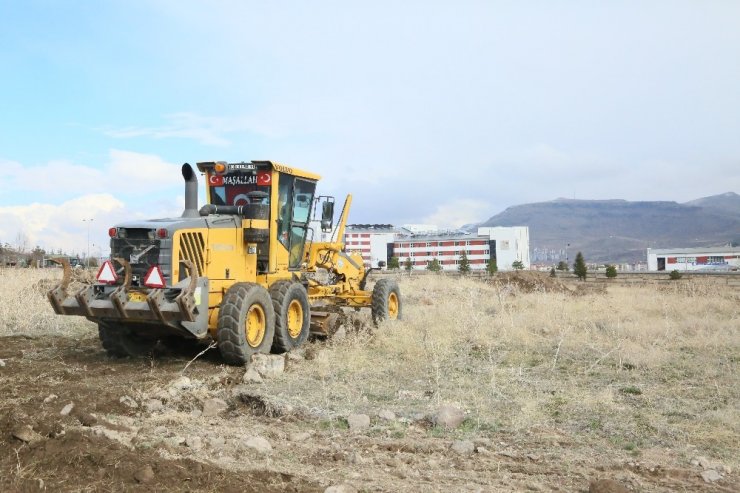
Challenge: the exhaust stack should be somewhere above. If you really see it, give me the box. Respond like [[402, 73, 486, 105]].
[[182, 163, 199, 218]]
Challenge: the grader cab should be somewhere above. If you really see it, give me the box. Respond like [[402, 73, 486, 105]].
[[48, 161, 401, 365]]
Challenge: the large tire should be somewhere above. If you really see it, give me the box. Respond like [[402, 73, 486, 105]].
[[217, 283, 275, 365], [371, 278, 402, 326], [269, 281, 311, 353], [97, 321, 156, 357]]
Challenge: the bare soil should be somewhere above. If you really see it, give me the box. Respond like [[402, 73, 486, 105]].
[[1, 333, 735, 492], [1, 270, 737, 492]]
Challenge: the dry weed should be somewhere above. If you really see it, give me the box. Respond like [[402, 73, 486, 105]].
[[267, 274, 739, 462], [0, 267, 93, 337]]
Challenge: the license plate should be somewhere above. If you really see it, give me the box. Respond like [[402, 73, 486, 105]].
[[128, 292, 148, 303]]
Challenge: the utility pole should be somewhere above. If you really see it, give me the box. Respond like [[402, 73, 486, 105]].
[[83, 218, 94, 267]]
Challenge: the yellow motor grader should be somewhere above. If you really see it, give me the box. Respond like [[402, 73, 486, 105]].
[[48, 161, 401, 365]]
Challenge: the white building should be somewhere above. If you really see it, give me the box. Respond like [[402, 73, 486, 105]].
[[344, 225, 404, 268], [477, 226, 531, 270], [392, 226, 530, 271], [647, 247, 740, 271], [344, 224, 531, 271]]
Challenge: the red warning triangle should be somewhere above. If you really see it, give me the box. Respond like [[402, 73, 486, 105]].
[[96, 261, 118, 284], [143, 266, 166, 288]]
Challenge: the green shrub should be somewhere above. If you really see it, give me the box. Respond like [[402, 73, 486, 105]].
[[669, 269, 682, 280], [574, 252, 587, 280]]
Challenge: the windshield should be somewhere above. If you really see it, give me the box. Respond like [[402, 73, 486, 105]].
[[208, 169, 272, 206]]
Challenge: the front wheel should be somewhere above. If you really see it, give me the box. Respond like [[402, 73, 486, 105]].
[[217, 283, 275, 365], [371, 278, 402, 326], [269, 281, 311, 353]]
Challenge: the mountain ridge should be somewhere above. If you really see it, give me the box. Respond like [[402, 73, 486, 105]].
[[476, 192, 740, 263]]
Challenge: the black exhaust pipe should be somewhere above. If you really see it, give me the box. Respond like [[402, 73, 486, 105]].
[[182, 163, 199, 218]]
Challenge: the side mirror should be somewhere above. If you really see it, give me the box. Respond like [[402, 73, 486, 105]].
[[321, 201, 334, 232]]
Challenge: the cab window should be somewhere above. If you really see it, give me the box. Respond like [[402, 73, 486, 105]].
[[276, 175, 316, 268]]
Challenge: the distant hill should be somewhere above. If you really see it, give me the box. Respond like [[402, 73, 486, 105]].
[[476, 192, 740, 263], [684, 191, 740, 215]]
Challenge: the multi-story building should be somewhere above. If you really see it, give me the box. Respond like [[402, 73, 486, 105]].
[[344, 224, 530, 271], [392, 227, 530, 271], [344, 224, 403, 268]]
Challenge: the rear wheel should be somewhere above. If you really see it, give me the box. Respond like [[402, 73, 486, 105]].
[[371, 279, 402, 326], [217, 283, 275, 365], [269, 281, 311, 353], [98, 321, 156, 357]]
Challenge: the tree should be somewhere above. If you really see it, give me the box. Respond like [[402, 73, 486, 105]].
[[605, 264, 618, 278], [573, 252, 587, 280], [427, 258, 442, 272], [30, 246, 45, 268], [458, 251, 471, 275], [549, 266, 556, 277], [15, 231, 29, 253], [387, 257, 400, 270], [512, 260, 524, 270], [403, 257, 413, 272], [486, 257, 498, 275], [556, 261, 569, 271]]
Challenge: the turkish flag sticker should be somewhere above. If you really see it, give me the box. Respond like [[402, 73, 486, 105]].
[[257, 171, 271, 186], [209, 174, 224, 186]]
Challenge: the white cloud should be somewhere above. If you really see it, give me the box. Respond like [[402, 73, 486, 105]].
[[0, 150, 190, 254], [0, 194, 126, 253], [422, 199, 491, 230], [1, 150, 182, 200], [101, 112, 283, 146]]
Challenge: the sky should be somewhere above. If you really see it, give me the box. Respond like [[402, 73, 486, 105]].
[[1, 0, 739, 255]]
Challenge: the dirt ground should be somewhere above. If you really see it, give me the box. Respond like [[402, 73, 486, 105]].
[[1, 333, 735, 492], [1, 270, 738, 492]]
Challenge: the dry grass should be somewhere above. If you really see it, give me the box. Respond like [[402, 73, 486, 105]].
[[1, 267, 738, 470], [266, 273, 740, 463], [0, 267, 93, 337]]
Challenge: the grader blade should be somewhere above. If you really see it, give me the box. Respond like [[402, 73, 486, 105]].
[[310, 310, 343, 336]]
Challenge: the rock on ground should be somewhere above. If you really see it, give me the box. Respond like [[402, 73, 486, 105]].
[[60, 402, 75, 416], [289, 432, 311, 442], [208, 436, 226, 451], [242, 366, 263, 384], [701, 470, 722, 483], [144, 399, 164, 413], [170, 376, 192, 390], [378, 409, 396, 421], [11, 424, 39, 443], [347, 414, 370, 432], [119, 395, 138, 409], [249, 353, 285, 379], [202, 398, 228, 417], [434, 405, 465, 429], [241, 435, 272, 454], [134, 465, 155, 484], [186, 436, 203, 450]]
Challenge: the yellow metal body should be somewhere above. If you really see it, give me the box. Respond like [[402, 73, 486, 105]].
[[178, 161, 373, 337]]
